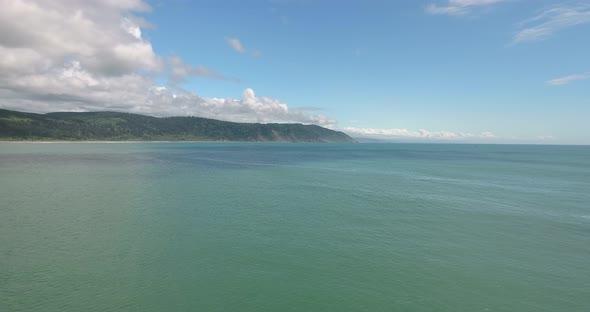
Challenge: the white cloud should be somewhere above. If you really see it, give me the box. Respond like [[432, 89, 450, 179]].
[[343, 127, 497, 141], [426, 4, 467, 16], [121, 17, 142, 40], [225, 37, 246, 53], [225, 36, 261, 57], [513, 4, 590, 44], [167, 56, 240, 83], [546, 71, 590, 86], [0, 0, 329, 126], [0, 68, 336, 126], [426, 0, 511, 16], [0, 0, 161, 76]]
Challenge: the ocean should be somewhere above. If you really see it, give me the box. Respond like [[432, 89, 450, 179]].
[[1, 143, 589, 311]]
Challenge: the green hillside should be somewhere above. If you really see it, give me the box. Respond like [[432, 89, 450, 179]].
[[0, 109, 355, 142]]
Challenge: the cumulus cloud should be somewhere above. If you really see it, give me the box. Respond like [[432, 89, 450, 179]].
[[343, 127, 497, 141], [513, 4, 590, 44], [0, 0, 161, 76], [426, 0, 512, 16], [0, 0, 330, 126], [546, 72, 590, 86]]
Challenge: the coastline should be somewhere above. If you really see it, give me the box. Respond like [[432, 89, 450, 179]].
[[0, 140, 352, 144], [0, 140, 218, 144]]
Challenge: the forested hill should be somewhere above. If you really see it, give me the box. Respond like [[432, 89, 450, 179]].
[[0, 109, 355, 142]]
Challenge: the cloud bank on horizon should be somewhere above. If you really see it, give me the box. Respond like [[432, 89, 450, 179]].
[[343, 127, 497, 142], [0, 0, 332, 126]]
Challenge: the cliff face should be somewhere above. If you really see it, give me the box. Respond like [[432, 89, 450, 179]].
[[0, 109, 355, 143]]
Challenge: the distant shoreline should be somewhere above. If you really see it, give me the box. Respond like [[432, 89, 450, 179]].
[[0, 109, 356, 143], [0, 140, 208, 143], [0, 140, 346, 144], [1, 140, 587, 146]]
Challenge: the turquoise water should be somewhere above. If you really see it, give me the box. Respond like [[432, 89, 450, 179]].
[[1, 143, 589, 311]]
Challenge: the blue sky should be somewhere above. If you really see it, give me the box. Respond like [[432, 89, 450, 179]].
[[1, 0, 589, 143], [144, 0, 589, 143]]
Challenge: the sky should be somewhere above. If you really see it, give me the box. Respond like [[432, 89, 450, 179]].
[[0, 0, 589, 144]]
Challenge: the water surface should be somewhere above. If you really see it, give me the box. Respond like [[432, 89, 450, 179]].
[[1, 143, 589, 311]]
